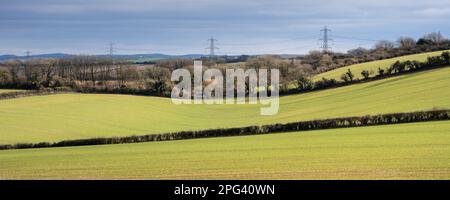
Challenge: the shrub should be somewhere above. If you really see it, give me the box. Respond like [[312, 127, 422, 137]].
[[377, 67, 385, 76], [340, 69, 354, 82], [361, 70, 370, 80]]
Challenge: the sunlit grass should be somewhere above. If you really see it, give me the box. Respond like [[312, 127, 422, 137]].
[[1, 67, 449, 144], [1, 121, 449, 179], [314, 50, 449, 81]]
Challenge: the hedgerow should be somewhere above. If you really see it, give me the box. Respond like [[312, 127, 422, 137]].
[[1, 109, 449, 150]]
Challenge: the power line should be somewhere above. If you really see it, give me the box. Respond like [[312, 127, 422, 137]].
[[333, 35, 380, 42], [266, 44, 319, 53], [96, 30, 382, 56], [25, 51, 32, 60], [220, 35, 319, 47], [207, 37, 218, 58], [115, 46, 182, 53], [320, 26, 333, 53], [109, 42, 115, 66], [218, 44, 318, 55]]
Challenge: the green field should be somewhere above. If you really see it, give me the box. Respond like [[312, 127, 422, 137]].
[[314, 50, 449, 81], [1, 121, 449, 179], [1, 66, 450, 144], [131, 57, 166, 63]]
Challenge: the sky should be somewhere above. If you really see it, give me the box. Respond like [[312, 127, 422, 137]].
[[1, 0, 450, 55]]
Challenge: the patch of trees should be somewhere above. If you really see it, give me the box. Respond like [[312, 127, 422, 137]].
[[387, 51, 450, 74], [302, 32, 450, 74], [135, 55, 250, 65], [0, 55, 300, 97], [340, 69, 354, 82], [1, 51, 448, 98], [203, 55, 251, 64], [1, 109, 449, 150], [0, 56, 176, 97], [285, 51, 450, 95]]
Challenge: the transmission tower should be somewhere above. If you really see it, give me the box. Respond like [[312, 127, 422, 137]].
[[109, 42, 115, 66], [25, 51, 32, 60], [207, 37, 218, 58], [320, 26, 333, 53]]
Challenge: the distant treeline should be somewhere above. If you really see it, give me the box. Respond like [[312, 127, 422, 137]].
[[134, 55, 250, 65], [0, 32, 449, 97], [302, 32, 450, 74], [1, 109, 449, 150]]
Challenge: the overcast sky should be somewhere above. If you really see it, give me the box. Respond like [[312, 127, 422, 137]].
[[1, 0, 450, 55]]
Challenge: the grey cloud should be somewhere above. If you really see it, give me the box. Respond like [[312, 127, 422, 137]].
[[0, 0, 449, 54]]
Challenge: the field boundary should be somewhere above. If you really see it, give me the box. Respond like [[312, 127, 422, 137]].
[[281, 65, 449, 96], [0, 89, 74, 100], [284, 53, 450, 96], [2, 51, 449, 101], [2, 64, 449, 101], [1, 109, 449, 150]]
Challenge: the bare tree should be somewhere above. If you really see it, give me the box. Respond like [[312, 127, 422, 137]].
[[146, 66, 171, 94], [397, 37, 416, 49], [423, 32, 448, 44], [375, 40, 395, 50], [39, 59, 57, 87], [5, 60, 21, 84], [115, 64, 138, 87], [289, 68, 313, 90]]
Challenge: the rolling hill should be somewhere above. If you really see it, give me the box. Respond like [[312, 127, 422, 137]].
[[0, 53, 207, 62], [1, 66, 449, 144], [313, 50, 449, 81]]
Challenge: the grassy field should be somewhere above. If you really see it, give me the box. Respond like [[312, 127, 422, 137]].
[[314, 50, 449, 81], [1, 66, 450, 144], [0, 121, 449, 179]]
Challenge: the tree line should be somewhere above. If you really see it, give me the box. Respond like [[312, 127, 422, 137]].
[[340, 51, 450, 83], [0, 55, 308, 97], [1, 109, 449, 150], [0, 88, 72, 100], [1, 51, 449, 99], [0, 56, 177, 96], [286, 51, 450, 95], [302, 32, 450, 74], [0, 33, 448, 97]]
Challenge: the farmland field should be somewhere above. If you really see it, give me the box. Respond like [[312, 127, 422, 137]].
[[131, 57, 166, 63], [0, 121, 449, 179], [1, 66, 450, 144], [314, 50, 449, 81]]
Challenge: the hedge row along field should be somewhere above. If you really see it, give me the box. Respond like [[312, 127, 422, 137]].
[[0, 88, 72, 100], [0, 89, 24, 94], [289, 51, 450, 95], [1, 121, 449, 179], [1, 66, 450, 144], [314, 50, 448, 81], [1, 109, 449, 150]]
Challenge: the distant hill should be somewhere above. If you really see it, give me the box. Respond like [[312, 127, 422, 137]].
[[313, 50, 449, 81], [0, 53, 207, 62], [0, 52, 303, 63], [0, 53, 72, 62]]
